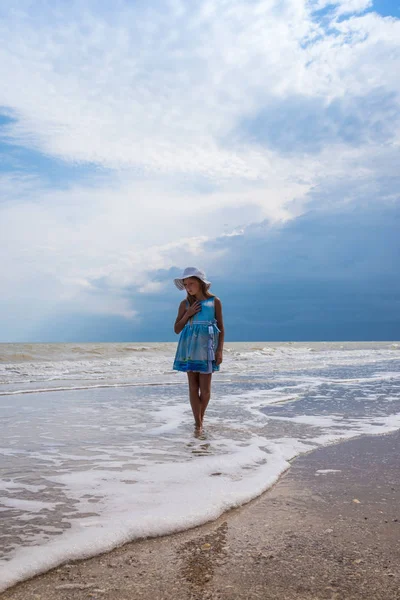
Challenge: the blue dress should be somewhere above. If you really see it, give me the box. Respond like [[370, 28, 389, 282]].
[[173, 297, 220, 373]]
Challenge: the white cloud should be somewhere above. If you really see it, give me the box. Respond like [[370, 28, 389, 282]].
[[138, 281, 165, 294], [0, 0, 399, 339], [1, 1, 397, 176]]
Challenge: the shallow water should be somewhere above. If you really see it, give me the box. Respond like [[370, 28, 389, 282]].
[[0, 341, 399, 591]]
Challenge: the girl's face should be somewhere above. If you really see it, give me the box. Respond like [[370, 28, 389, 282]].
[[183, 277, 201, 296]]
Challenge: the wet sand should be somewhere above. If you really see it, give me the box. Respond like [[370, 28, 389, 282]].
[[2, 431, 399, 600]]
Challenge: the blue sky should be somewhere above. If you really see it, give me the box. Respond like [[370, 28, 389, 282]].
[[0, 0, 399, 342]]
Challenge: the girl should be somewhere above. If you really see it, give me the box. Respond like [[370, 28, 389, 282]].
[[173, 267, 224, 432]]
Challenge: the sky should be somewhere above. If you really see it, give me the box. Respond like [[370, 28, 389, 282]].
[[0, 0, 399, 343]]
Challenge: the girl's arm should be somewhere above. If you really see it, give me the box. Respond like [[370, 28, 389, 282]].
[[214, 297, 224, 365], [174, 300, 201, 334]]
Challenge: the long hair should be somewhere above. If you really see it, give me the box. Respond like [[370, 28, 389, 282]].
[[187, 277, 214, 305]]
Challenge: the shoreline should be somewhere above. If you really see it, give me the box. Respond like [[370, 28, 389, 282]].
[[2, 430, 399, 599]]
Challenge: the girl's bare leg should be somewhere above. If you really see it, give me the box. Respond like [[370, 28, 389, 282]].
[[199, 373, 212, 424], [187, 372, 202, 429]]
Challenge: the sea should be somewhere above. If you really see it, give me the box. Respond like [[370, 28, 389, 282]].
[[0, 341, 400, 592]]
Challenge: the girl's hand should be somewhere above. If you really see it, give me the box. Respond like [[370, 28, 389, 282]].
[[186, 301, 202, 317], [215, 350, 223, 365]]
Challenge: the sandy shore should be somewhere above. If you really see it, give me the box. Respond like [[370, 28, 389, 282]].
[[2, 431, 399, 600]]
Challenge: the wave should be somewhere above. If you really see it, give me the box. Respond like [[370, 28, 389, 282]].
[[70, 347, 105, 355], [0, 353, 399, 592], [1, 342, 399, 390], [0, 381, 185, 396], [116, 346, 153, 352], [2, 421, 400, 593], [0, 353, 36, 362]]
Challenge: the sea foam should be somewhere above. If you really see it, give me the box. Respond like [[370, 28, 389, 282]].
[[0, 342, 399, 592]]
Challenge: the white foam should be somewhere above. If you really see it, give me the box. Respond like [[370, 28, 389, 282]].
[[1, 342, 399, 592], [315, 469, 342, 475], [0, 481, 46, 493], [1, 341, 399, 392], [265, 413, 400, 434], [219, 388, 302, 405], [2, 404, 400, 592], [0, 441, 291, 591], [0, 497, 58, 512]]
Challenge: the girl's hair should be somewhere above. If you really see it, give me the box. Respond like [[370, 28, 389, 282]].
[[187, 277, 214, 305]]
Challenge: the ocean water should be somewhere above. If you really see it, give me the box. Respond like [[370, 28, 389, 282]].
[[0, 341, 399, 592]]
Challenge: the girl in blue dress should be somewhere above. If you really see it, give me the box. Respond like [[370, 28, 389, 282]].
[[173, 267, 224, 432]]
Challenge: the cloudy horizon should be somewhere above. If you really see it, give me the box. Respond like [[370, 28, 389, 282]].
[[1, 0, 399, 343]]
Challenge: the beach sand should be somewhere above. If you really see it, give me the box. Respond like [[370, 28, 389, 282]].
[[2, 431, 399, 600]]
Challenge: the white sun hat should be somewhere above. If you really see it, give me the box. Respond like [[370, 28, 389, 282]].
[[173, 267, 211, 290]]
